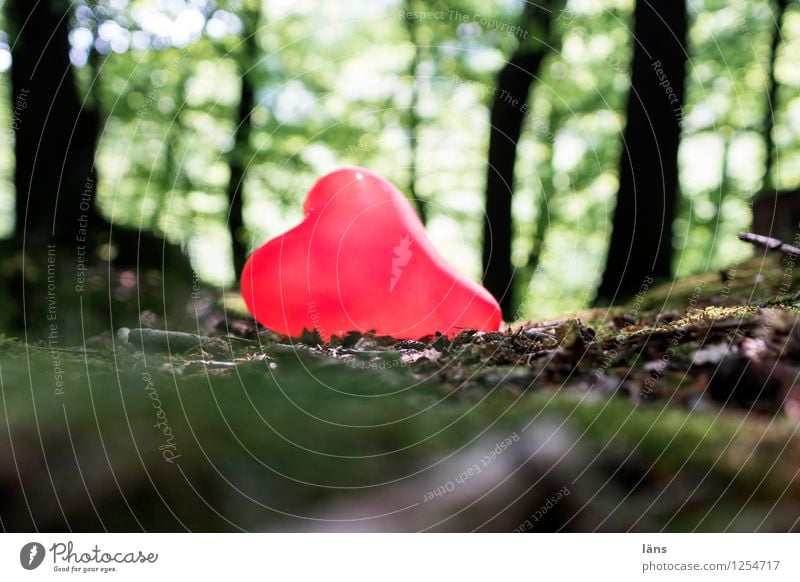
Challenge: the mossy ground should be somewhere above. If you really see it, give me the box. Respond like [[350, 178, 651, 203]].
[[2, 253, 800, 531]]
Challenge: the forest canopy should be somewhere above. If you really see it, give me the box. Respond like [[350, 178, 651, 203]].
[[2, 0, 797, 322]]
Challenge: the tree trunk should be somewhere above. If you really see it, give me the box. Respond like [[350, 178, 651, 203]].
[[594, 0, 687, 305], [762, 0, 789, 189], [481, 3, 555, 319], [152, 64, 191, 231], [402, 0, 427, 223], [527, 180, 552, 284], [515, 107, 561, 319], [7, 0, 101, 246], [708, 135, 731, 266], [750, 0, 794, 244], [226, 6, 261, 279], [4, 0, 193, 338]]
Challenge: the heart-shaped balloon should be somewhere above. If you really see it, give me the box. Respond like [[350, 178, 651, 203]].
[[240, 167, 502, 339]]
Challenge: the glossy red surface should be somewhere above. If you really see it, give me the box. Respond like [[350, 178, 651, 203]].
[[240, 167, 502, 339]]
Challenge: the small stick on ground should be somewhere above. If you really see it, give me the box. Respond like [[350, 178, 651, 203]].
[[739, 232, 800, 300], [738, 232, 800, 256], [117, 328, 212, 353]]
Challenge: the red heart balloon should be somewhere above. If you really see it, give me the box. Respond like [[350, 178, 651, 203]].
[[240, 168, 502, 340]]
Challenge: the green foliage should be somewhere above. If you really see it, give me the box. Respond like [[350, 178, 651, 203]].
[[0, 0, 798, 311]]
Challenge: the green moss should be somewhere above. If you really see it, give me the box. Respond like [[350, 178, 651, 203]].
[[3, 254, 800, 531]]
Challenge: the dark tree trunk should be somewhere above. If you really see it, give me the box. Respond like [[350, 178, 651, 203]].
[[4, 0, 193, 338], [708, 137, 731, 265], [594, 0, 687, 305], [516, 107, 561, 317], [226, 7, 261, 279], [750, 0, 794, 243], [152, 64, 191, 230], [527, 182, 551, 280], [402, 0, 426, 223], [481, 3, 556, 319], [762, 0, 789, 189], [7, 0, 101, 246], [4, 0, 100, 335]]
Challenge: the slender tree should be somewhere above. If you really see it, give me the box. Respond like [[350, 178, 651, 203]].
[[762, 0, 789, 189], [594, 0, 688, 304], [225, 2, 261, 278], [402, 0, 427, 223], [482, 1, 560, 319], [708, 133, 731, 265], [516, 107, 562, 316], [152, 65, 191, 231], [749, 0, 793, 242]]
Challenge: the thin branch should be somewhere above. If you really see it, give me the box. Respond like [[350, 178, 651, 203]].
[[738, 232, 800, 256]]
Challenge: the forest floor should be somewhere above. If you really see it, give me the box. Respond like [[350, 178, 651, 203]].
[[2, 250, 800, 531]]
